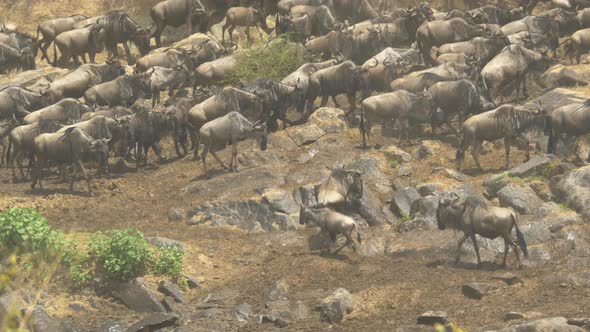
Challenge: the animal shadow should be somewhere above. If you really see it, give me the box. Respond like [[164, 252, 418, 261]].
[[27, 187, 94, 197]]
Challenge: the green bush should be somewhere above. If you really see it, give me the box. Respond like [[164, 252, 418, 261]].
[[229, 39, 311, 84], [0, 208, 65, 261], [152, 246, 184, 278], [90, 228, 152, 281]]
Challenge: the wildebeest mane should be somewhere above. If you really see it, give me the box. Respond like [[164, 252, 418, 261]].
[[215, 87, 241, 113], [243, 79, 296, 106]]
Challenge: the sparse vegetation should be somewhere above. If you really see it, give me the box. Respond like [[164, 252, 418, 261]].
[[152, 245, 184, 278], [229, 38, 311, 84]]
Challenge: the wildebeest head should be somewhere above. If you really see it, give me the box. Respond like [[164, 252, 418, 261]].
[[299, 206, 317, 225], [252, 119, 268, 151], [436, 191, 461, 230], [133, 27, 151, 56], [345, 170, 363, 201], [90, 137, 111, 170], [105, 58, 126, 76]]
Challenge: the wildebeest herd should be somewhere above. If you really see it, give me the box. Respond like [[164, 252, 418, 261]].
[[2, 0, 590, 267]]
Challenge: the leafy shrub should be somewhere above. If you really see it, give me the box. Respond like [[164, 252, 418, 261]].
[[90, 228, 152, 281], [0, 208, 66, 262], [152, 246, 184, 278], [229, 38, 311, 84]]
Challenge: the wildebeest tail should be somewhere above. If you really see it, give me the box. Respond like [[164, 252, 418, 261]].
[[5, 136, 12, 165], [513, 213, 528, 258], [545, 114, 554, 154], [52, 39, 58, 67], [355, 223, 362, 244], [561, 38, 573, 57]]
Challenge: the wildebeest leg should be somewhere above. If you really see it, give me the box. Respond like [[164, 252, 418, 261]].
[[333, 234, 352, 254], [346, 93, 355, 116], [502, 239, 509, 267], [230, 138, 239, 172], [521, 75, 528, 99], [471, 139, 483, 169], [154, 24, 165, 48], [246, 26, 251, 45], [221, 21, 229, 42], [327, 232, 338, 254], [229, 25, 237, 44], [81, 54, 88, 64], [123, 42, 134, 65], [455, 233, 469, 265], [193, 131, 201, 159], [470, 234, 482, 268], [143, 144, 150, 166], [69, 162, 79, 192], [504, 137, 511, 169], [152, 142, 163, 164], [504, 235, 522, 268], [75, 159, 93, 195], [331, 96, 341, 108]]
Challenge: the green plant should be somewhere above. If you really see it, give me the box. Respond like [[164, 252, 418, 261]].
[[0, 208, 67, 264], [398, 213, 412, 224], [89, 228, 152, 281], [230, 39, 311, 83], [152, 246, 184, 278]]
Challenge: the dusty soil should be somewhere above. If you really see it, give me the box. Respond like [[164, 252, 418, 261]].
[[1, 122, 589, 331]]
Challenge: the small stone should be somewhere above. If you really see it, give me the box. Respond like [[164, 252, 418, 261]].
[[235, 303, 254, 322], [391, 187, 421, 217], [168, 209, 183, 222], [183, 275, 201, 289], [416, 140, 442, 159], [269, 279, 289, 301], [417, 311, 448, 325], [434, 168, 466, 182], [319, 288, 353, 324], [504, 312, 526, 321], [416, 183, 444, 197], [126, 313, 179, 332], [68, 302, 86, 312], [260, 314, 289, 328], [158, 280, 184, 303], [397, 163, 414, 177], [462, 283, 497, 300], [146, 237, 185, 250], [491, 272, 522, 286], [382, 145, 413, 163], [110, 278, 166, 313], [508, 154, 558, 177]]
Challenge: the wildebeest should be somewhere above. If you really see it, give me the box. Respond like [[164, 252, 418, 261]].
[[501, 15, 559, 56], [164, 92, 211, 157], [562, 28, 590, 64], [307, 60, 374, 116], [57, 115, 113, 141], [360, 89, 433, 147], [123, 108, 173, 167], [81, 106, 132, 121], [147, 65, 191, 107], [276, 13, 312, 41], [84, 73, 152, 107], [299, 207, 362, 253], [331, 0, 379, 23], [578, 8, 590, 28], [222, 6, 273, 44], [188, 87, 262, 158], [456, 103, 545, 170], [376, 6, 433, 48], [507, 31, 555, 53], [538, 8, 578, 36], [0, 116, 19, 166], [390, 72, 454, 93], [198, 111, 267, 175], [360, 48, 419, 96], [436, 31, 510, 65], [150, 0, 207, 48], [0, 30, 38, 57], [416, 18, 487, 65], [546, 100, 590, 159], [0, 86, 54, 120], [42, 60, 126, 101], [31, 127, 110, 195], [24, 99, 90, 125], [437, 192, 528, 268], [0, 43, 35, 74], [317, 166, 363, 207], [192, 55, 237, 92], [96, 11, 151, 65], [73, 16, 105, 29], [428, 79, 484, 136], [6, 120, 63, 182], [480, 44, 550, 103], [278, 0, 334, 14], [468, 5, 522, 25], [243, 78, 304, 129], [290, 5, 343, 36], [36, 14, 88, 63], [52, 24, 105, 67], [304, 29, 354, 59]]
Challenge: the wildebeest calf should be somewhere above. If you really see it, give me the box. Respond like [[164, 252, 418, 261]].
[[299, 207, 362, 254]]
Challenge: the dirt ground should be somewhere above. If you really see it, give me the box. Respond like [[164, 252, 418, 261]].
[[1, 123, 589, 331]]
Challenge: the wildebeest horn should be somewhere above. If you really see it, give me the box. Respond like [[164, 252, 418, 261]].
[[367, 57, 379, 68]]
